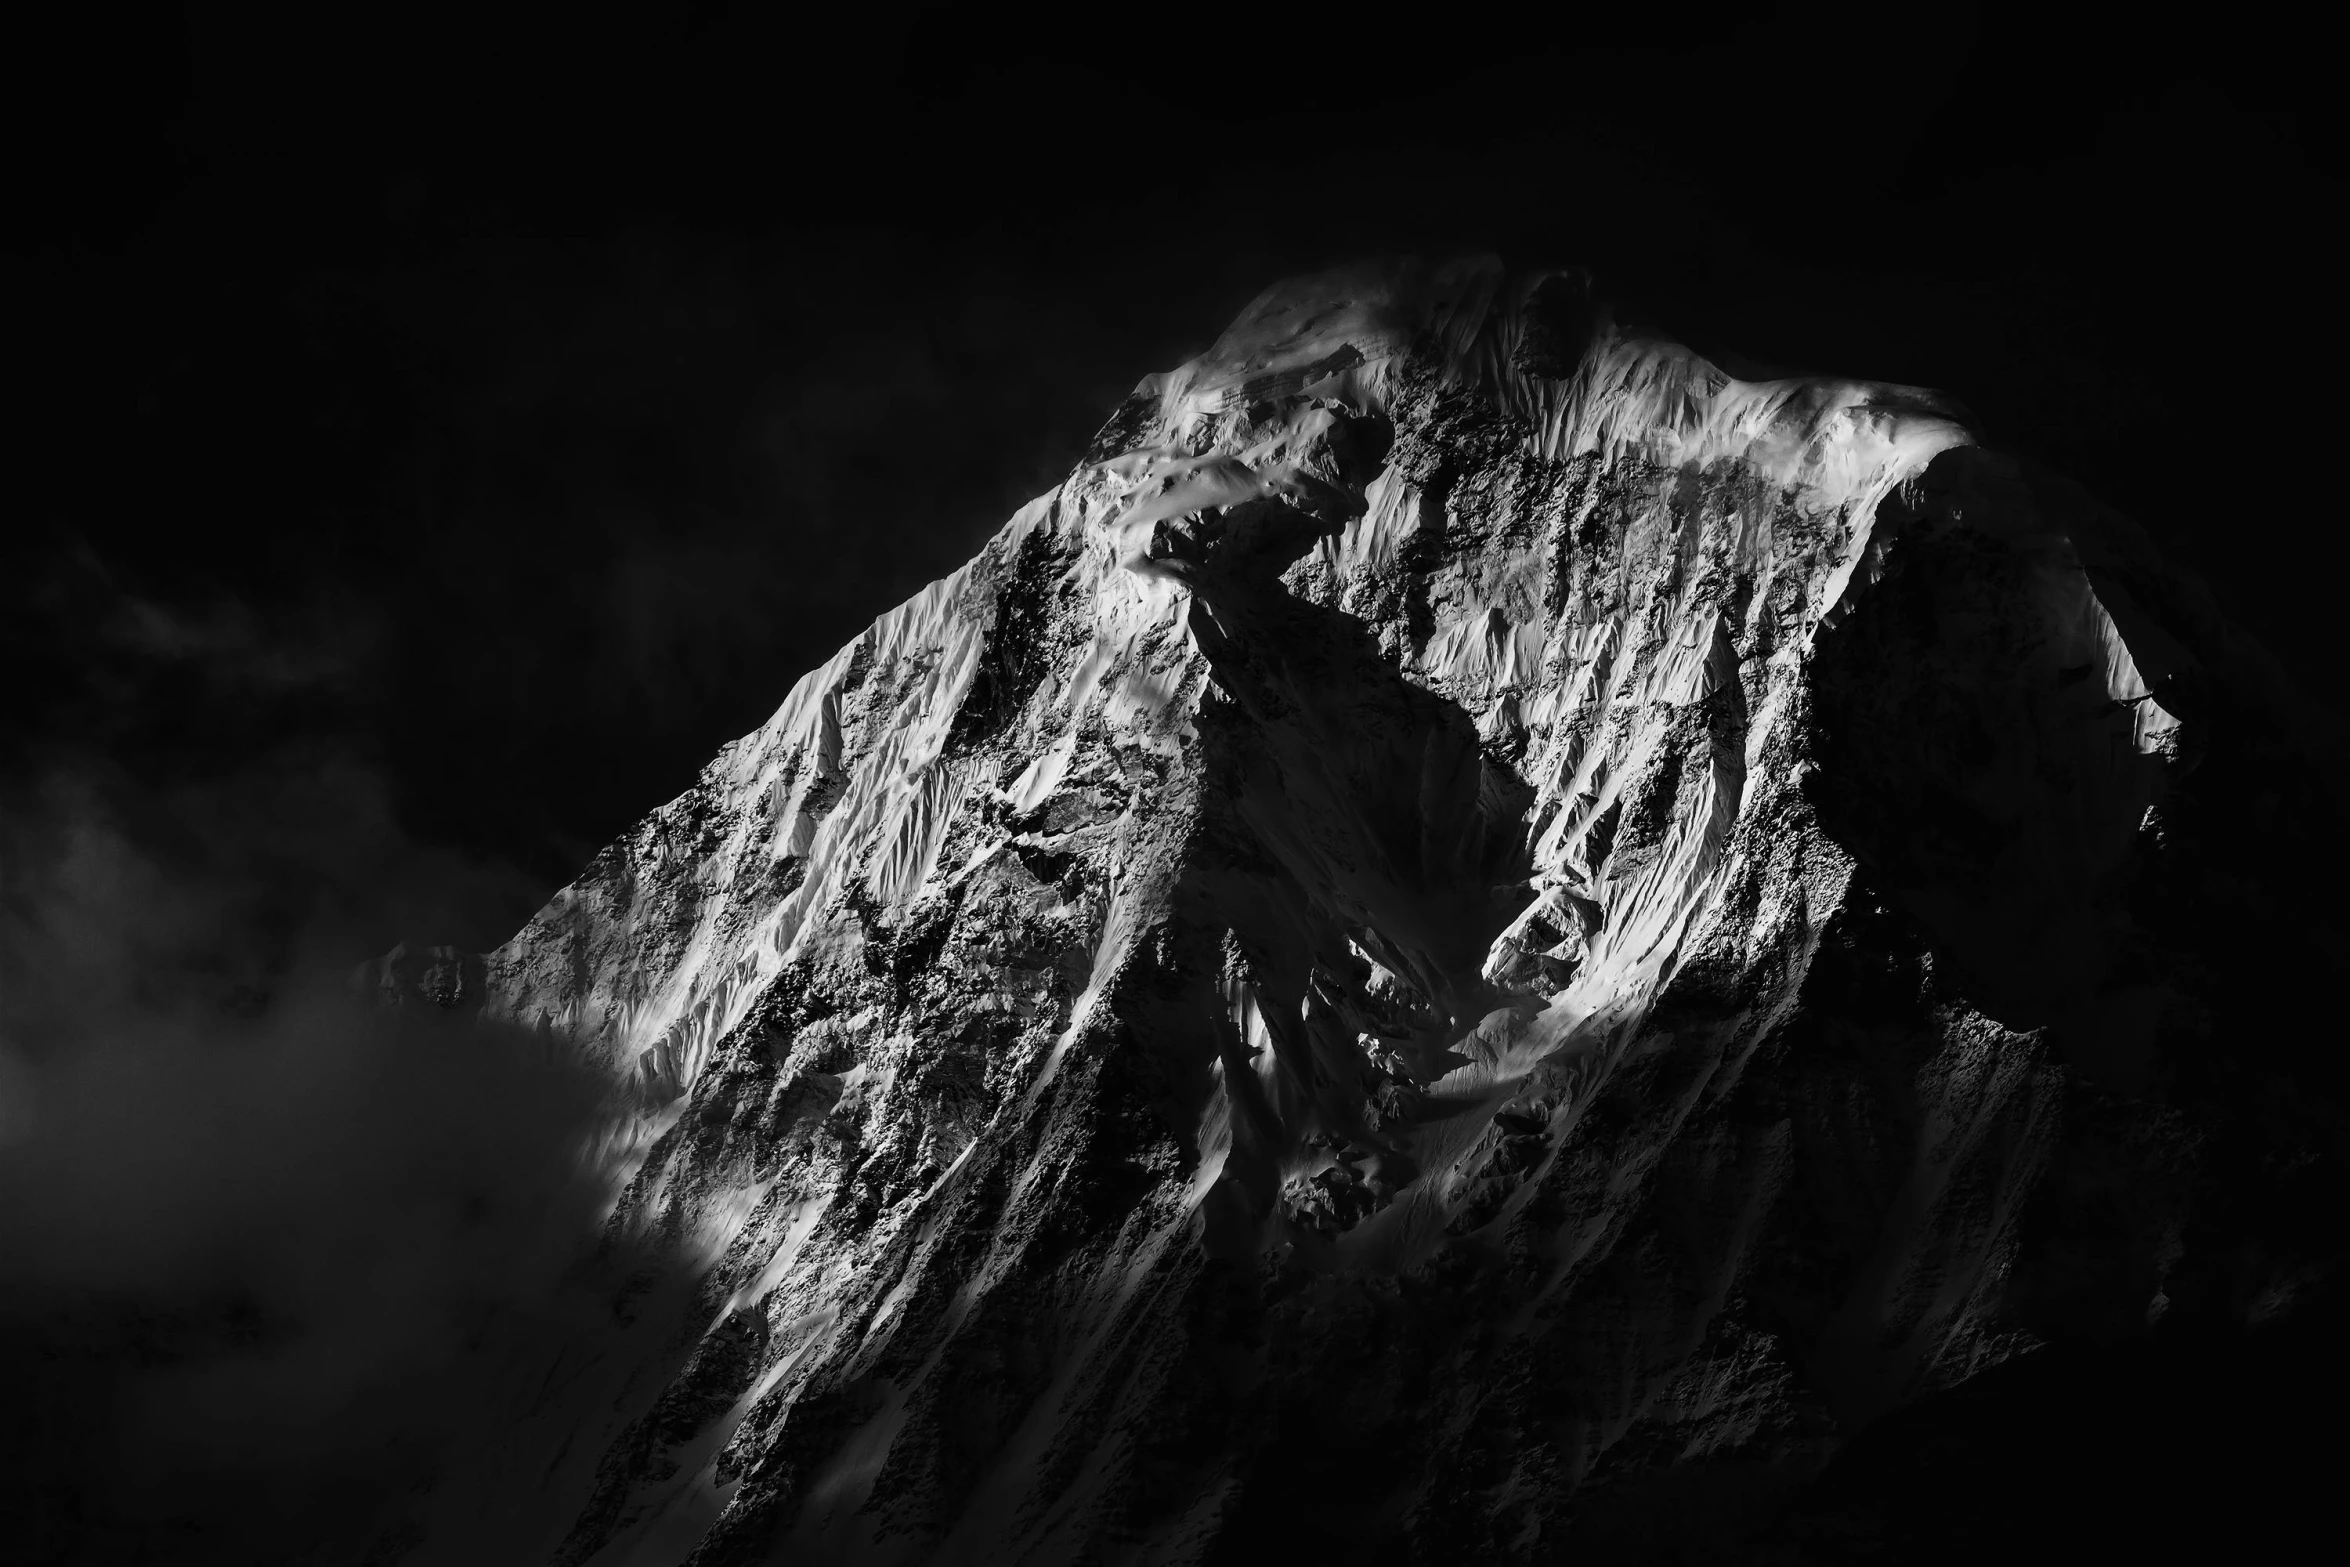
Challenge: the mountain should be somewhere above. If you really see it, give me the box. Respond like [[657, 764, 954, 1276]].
[[377, 257, 2348, 1564]]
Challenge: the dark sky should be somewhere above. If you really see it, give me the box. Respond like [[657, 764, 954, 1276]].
[[6, 2, 2341, 970]]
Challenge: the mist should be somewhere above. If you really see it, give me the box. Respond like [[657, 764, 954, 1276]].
[[0, 749, 626, 1564]]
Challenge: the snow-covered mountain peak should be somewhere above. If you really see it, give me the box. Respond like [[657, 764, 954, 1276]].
[[379, 255, 2334, 1566]]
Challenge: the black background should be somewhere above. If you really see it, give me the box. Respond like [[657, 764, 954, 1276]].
[[3, 4, 2342, 1560], [9, 2, 2342, 961]]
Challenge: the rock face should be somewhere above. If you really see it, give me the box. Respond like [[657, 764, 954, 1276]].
[[400, 258, 2347, 1564]]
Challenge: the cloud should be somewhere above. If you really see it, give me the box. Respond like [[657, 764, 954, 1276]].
[[0, 744, 627, 1564]]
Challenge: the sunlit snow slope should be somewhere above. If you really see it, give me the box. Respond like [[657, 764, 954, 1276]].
[[387, 257, 2346, 1566]]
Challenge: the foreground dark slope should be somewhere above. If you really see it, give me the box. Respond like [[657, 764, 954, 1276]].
[[381, 258, 2348, 1564]]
